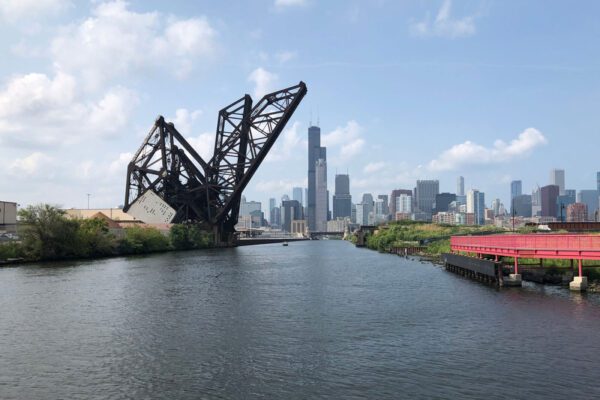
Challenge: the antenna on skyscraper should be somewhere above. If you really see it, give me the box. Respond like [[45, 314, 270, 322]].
[[317, 106, 320, 127], [309, 108, 313, 126]]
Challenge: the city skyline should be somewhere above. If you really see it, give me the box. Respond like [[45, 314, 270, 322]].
[[1, 1, 599, 212]]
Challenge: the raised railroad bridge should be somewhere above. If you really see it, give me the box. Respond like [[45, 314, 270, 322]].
[[450, 234, 600, 291]]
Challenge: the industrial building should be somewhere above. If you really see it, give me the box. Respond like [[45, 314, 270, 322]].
[[0, 201, 18, 233]]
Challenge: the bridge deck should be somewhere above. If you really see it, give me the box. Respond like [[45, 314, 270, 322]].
[[451, 234, 600, 261]]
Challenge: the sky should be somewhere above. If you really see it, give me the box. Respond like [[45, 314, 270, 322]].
[[1, 0, 599, 211]]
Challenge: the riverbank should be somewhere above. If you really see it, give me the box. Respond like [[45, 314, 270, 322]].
[[354, 221, 600, 291]]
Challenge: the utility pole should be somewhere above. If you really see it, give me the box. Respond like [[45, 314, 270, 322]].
[[87, 193, 91, 210], [511, 198, 515, 232]]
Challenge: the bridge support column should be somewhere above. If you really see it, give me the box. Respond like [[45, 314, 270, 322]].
[[504, 257, 522, 287], [570, 259, 588, 291]]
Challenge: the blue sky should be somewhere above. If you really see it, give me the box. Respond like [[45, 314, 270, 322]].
[[1, 0, 599, 210]]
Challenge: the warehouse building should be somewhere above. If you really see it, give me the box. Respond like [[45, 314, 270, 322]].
[[0, 201, 18, 233]]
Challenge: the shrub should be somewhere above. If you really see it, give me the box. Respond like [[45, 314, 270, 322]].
[[118, 226, 170, 254]]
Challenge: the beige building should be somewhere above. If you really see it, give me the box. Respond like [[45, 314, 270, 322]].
[[291, 220, 306, 237], [64, 208, 137, 221], [0, 201, 18, 232]]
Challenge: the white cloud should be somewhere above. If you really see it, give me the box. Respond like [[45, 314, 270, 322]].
[[186, 133, 214, 161], [410, 0, 476, 39], [255, 178, 307, 194], [248, 67, 278, 98], [0, 71, 138, 147], [322, 120, 365, 161], [427, 128, 547, 172], [9, 152, 53, 175], [109, 152, 133, 174], [266, 121, 306, 162], [170, 108, 203, 135], [0, 0, 69, 22], [51, 0, 217, 88], [340, 138, 365, 159], [274, 0, 307, 9], [276, 51, 297, 63], [363, 161, 386, 174]]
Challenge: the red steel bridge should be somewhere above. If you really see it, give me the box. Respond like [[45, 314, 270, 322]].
[[451, 234, 600, 282]]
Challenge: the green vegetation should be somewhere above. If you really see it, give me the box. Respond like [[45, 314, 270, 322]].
[[0, 204, 214, 264], [169, 223, 213, 250], [363, 221, 503, 256]]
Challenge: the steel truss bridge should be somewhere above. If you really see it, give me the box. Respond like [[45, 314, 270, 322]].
[[123, 82, 307, 244]]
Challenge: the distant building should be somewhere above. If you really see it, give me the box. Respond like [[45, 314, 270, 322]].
[[577, 190, 600, 221], [512, 194, 532, 217], [467, 189, 485, 225], [389, 189, 412, 216], [511, 180, 522, 202], [315, 159, 328, 231], [531, 185, 541, 217], [396, 194, 412, 214], [395, 212, 411, 221], [550, 169, 565, 195], [269, 198, 276, 217], [377, 194, 389, 217], [292, 187, 303, 206], [415, 180, 439, 215], [457, 176, 465, 196], [541, 185, 559, 217], [491, 198, 502, 217], [356, 203, 368, 226], [434, 193, 456, 213], [282, 200, 303, 233], [307, 125, 326, 231], [0, 201, 18, 232], [240, 197, 261, 218], [333, 174, 352, 219], [597, 172, 600, 192], [327, 217, 350, 232], [566, 203, 588, 222], [291, 220, 306, 236], [269, 206, 281, 228], [374, 198, 387, 221], [556, 191, 576, 221]]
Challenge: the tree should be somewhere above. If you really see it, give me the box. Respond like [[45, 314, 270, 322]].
[[18, 204, 81, 260]]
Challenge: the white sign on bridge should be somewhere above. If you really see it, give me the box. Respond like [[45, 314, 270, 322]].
[[128, 190, 176, 224]]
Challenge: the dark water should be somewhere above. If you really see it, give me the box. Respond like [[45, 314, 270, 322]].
[[1, 240, 600, 399]]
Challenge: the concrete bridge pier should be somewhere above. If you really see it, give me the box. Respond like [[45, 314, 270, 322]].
[[503, 257, 522, 287], [569, 259, 588, 291]]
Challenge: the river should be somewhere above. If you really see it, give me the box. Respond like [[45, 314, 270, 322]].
[[1, 240, 599, 399]]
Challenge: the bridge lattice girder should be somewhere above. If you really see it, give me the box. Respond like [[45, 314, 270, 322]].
[[123, 81, 307, 241]]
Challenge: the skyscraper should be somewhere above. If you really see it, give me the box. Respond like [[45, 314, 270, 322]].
[[315, 159, 328, 231], [377, 194, 389, 217], [513, 194, 532, 217], [268, 198, 276, 222], [434, 193, 456, 213], [597, 172, 600, 192], [281, 200, 303, 233], [457, 176, 465, 196], [541, 185, 559, 217], [389, 189, 412, 216], [415, 180, 439, 215], [550, 169, 565, 195], [333, 174, 352, 219], [510, 180, 522, 200], [307, 125, 326, 231], [467, 189, 485, 225], [292, 187, 303, 206], [531, 185, 541, 217], [577, 190, 600, 221]]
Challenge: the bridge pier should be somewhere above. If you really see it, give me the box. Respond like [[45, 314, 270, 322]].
[[570, 259, 588, 291], [504, 257, 522, 287]]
